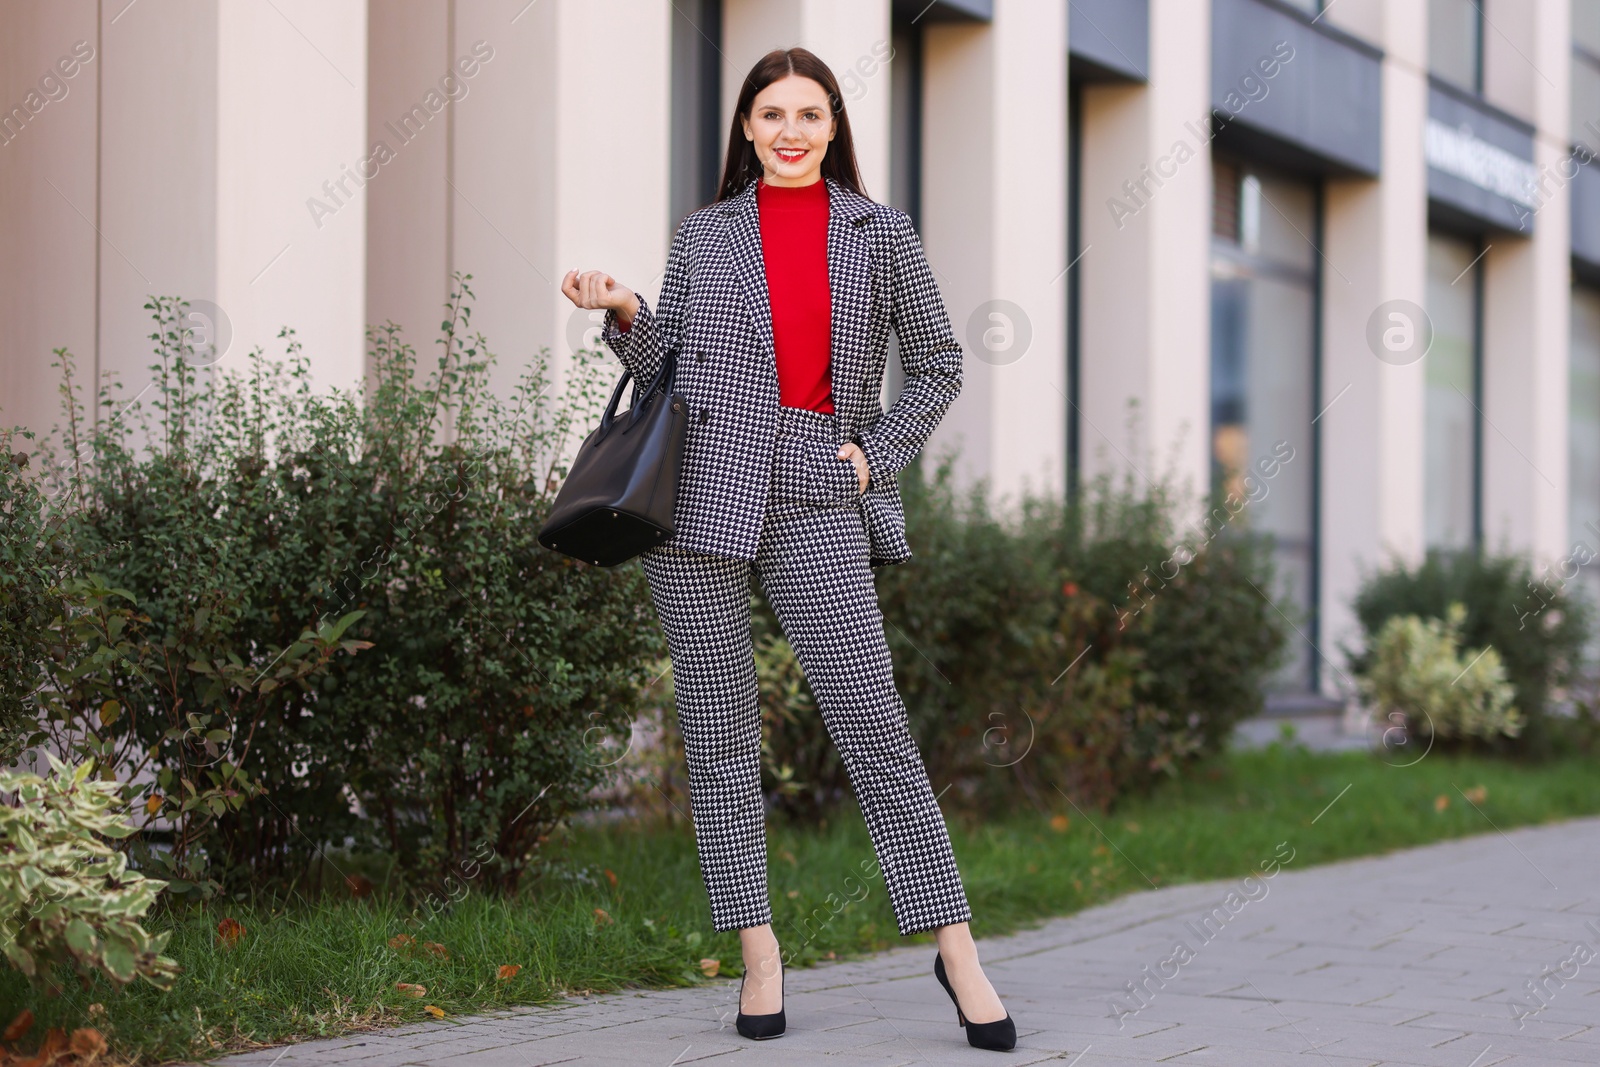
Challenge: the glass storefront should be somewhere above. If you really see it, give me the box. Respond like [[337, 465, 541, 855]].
[[1428, 0, 1483, 93], [1570, 285, 1600, 636], [1423, 232, 1481, 551], [1210, 158, 1320, 692]]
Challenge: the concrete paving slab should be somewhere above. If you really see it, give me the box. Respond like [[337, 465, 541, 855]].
[[210, 817, 1600, 1066]]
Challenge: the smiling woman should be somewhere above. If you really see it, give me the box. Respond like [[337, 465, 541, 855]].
[[559, 46, 1013, 1051]]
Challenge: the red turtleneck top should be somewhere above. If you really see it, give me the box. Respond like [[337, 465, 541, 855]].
[[617, 176, 833, 413]]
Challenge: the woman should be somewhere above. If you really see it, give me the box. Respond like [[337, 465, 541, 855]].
[[560, 47, 1015, 1052]]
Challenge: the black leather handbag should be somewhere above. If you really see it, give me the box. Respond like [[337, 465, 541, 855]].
[[537, 350, 689, 566]]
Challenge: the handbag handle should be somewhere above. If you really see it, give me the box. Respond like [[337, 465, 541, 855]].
[[600, 347, 678, 436]]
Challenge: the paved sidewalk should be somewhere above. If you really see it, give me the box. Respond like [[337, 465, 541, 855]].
[[217, 818, 1600, 1066]]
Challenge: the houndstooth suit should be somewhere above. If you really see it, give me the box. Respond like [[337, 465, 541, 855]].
[[601, 176, 972, 937], [599, 175, 962, 568]]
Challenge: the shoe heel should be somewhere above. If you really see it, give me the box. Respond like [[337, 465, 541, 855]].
[[932, 950, 1016, 1052], [735, 954, 786, 1040]]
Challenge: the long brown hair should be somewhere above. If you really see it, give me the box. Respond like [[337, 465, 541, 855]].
[[715, 47, 869, 203]]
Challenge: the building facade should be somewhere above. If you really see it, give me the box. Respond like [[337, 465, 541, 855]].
[[1, 0, 1593, 700]]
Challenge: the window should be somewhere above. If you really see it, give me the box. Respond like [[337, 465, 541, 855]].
[[1276, 0, 1324, 15], [1210, 159, 1320, 693], [1570, 285, 1600, 641], [1423, 232, 1482, 551], [669, 0, 722, 229], [1575, 2, 1600, 150], [1577, 0, 1600, 57], [1429, 0, 1483, 93], [884, 14, 923, 417]]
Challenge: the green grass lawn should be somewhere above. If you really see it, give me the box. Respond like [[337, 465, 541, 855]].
[[4, 740, 1598, 1064]]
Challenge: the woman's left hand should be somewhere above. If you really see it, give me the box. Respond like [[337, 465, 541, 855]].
[[837, 442, 869, 493]]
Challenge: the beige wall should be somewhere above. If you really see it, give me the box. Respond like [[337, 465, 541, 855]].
[[1317, 0, 1430, 681], [1077, 0, 1211, 509], [1481, 0, 1572, 562], [920, 0, 1068, 506], [217, 0, 368, 394], [0, 0, 100, 435], [2, 0, 365, 442]]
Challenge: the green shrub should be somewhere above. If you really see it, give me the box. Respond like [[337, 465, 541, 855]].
[[0, 431, 59, 767], [0, 755, 179, 994], [743, 453, 1287, 817], [1348, 549, 1591, 754], [16, 277, 665, 895], [1357, 603, 1522, 745]]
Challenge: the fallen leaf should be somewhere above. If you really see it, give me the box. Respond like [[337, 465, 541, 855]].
[[34, 1028, 69, 1059], [779, 849, 797, 866], [3, 1009, 33, 1042], [786, 889, 799, 898], [603, 868, 618, 887], [1049, 814, 1070, 832], [593, 908, 613, 925], [1434, 795, 1450, 812], [345, 874, 374, 898], [422, 941, 449, 960], [145, 793, 163, 816], [423, 1005, 446, 1018], [216, 917, 246, 948], [497, 964, 522, 981], [699, 957, 720, 977], [1463, 785, 1488, 805], [70, 1027, 108, 1058], [395, 983, 427, 998], [389, 934, 415, 951], [1123, 821, 1141, 834]]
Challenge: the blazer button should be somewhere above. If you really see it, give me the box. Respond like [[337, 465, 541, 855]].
[[699, 408, 710, 424]]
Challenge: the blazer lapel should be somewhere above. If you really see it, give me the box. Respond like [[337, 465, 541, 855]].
[[720, 175, 875, 432], [826, 176, 874, 432], [720, 179, 776, 371]]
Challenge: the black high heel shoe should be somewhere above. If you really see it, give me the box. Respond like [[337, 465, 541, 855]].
[[735, 954, 785, 1040], [934, 951, 1016, 1051]]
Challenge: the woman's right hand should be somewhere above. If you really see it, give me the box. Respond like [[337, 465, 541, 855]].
[[562, 269, 640, 328]]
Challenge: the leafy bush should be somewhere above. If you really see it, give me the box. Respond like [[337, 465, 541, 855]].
[[1348, 549, 1591, 754], [741, 452, 1287, 817], [1357, 604, 1522, 745], [0, 432, 59, 768], [12, 278, 665, 895], [0, 755, 179, 994]]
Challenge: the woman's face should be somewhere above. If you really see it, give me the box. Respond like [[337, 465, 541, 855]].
[[742, 74, 836, 187]]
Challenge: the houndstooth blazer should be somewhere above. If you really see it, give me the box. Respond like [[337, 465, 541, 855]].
[[598, 174, 963, 567]]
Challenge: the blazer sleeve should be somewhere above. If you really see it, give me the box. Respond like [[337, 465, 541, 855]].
[[598, 219, 689, 385], [854, 209, 963, 487]]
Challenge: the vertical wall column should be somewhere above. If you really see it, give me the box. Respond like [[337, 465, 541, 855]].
[[216, 0, 368, 394], [366, 0, 670, 416], [93, 1, 219, 414], [1317, 0, 1429, 684], [1077, 0, 1210, 509], [104, 0, 367, 404], [919, 0, 1068, 503], [449, 0, 670, 407], [1480, 0, 1571, 562], [0, 0, 100, 435], [365, 0, 452, 370], [0, 0, 367, 437]]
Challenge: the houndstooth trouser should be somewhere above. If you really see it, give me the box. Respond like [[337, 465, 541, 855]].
[[641, 404, 973, 937]]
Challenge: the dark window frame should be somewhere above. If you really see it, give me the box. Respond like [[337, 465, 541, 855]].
[[1207, 153, 1325, 693]]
